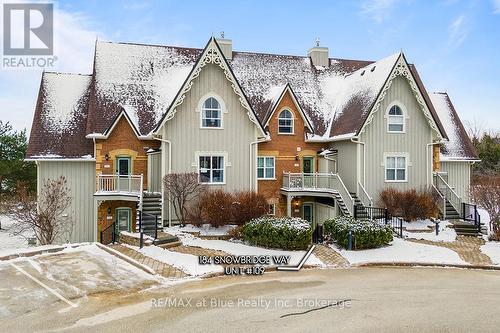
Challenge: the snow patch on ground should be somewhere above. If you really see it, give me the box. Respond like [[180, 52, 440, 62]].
[[165, 224, 236, 236], [403, 219, 435, 231], [177, 233, 323, 267], [405, 220, 457, 242], [0, 214, 31, 255], [129, 244, 223, 276], [480, 242, 500, 266], [332, 238, 467, 265]]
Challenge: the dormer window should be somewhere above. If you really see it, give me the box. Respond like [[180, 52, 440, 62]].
[[278, 109, 294, 134], [387, 104, 405, 133], [201, 97, 222, 128]]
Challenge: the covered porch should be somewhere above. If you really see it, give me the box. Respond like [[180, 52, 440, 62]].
[[281, 172, 356, 218]]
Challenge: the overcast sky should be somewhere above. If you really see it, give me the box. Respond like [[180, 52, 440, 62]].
[[1, 0, 499, 135]]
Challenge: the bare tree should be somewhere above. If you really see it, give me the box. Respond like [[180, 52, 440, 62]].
[[12, 177, 73, 245], [163, 173, 205, 226], [465, 117, 485, 147], [470, 176, 500, 234]]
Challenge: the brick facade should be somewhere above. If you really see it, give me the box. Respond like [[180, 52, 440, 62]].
[[95, 115, 160, 239], [257, 90, 326, 217], [95, 116, 160, 188]]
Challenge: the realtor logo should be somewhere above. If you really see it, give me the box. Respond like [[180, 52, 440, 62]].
[[2, 2, 56, 69], [3, 3, 53, 55]]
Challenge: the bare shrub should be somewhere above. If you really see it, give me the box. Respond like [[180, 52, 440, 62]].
[[231, 191, 268, 225], [12, 177, 73, 245], [163, 173, 205, 226], [379, 187, 438, 221], [201, 189, 233, 227], [471, 175, 500, 235]]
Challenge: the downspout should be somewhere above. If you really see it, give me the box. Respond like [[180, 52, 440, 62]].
[[426, 142, 434, 187], [92, 137, 97, 241], [350, 137, 366, 187], [153, 136, 172, 228], [250, 136, 270, 191]]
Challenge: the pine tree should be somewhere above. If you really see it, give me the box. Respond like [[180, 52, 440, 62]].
[[0, 121, 36, 197]]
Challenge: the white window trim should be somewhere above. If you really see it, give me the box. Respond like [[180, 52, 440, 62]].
[[385, 101, 407, 134], [197, 93, 226, 130], [195, 151, 228, 185], [257, 156, 276, 180], [277, 108, 295, 135], [383, 152, 410, 183]]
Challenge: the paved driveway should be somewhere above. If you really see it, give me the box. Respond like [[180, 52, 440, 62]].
[[3, 266, 500, 332], [0, 244, 159, 320]]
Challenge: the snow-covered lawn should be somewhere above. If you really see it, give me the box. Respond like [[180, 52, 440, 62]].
[[404, 220, 457, 242], [128, 244, 223, 276], [177, 233, 324, 267], [165, 224, 236, 236], [402, 219, 435, 231], [0, 214, 32, 256], [332, 238, 467, 266], [480, 242, 500, 266]]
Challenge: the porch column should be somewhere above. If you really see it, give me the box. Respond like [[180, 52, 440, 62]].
[[286, 194, 292, 217]]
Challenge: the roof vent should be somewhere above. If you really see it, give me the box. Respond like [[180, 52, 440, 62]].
[[308, 38, 329, 68]]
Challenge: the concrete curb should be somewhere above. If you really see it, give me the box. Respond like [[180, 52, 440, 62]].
[[0, 243, 86, 261], [95, 243, 157, 275], [354, 262, 500, 271]]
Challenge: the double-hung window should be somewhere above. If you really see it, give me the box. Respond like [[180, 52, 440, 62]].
[[278, 109, 293, 134], [199, 155, 224, 183], [385, 156, 407, 182], [257, 156, 275, 179], [387, 105, 405, 132], [201, 97, 222, 128]]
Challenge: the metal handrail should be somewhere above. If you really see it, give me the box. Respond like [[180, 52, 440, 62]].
[[433, 172, 461, 214], [431, 183, 446, 219], [357, 181, 373, 207], [332, 173, 354, 216], [282, 172, 354, 215]]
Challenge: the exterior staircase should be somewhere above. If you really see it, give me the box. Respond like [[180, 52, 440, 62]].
[[350, 192, 368, 216], [332, 191, 350, 216], [452, 222, 482, 237], [445, 199, 461, 220], [136, 192, 162, 237]]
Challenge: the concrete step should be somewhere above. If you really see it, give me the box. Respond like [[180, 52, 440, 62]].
[[157, 241, 182, 249]]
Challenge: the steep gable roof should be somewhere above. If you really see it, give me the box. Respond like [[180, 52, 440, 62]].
[[262, 84, 314, 133], [87, 40, 201, 136], [154, 38, 266, 136], [27, 38, 467, 159], [27, 72, 93, 159], [429, 92, 478, 160]]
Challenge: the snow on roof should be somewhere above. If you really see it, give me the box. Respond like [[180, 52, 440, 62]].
[[321, 52, 400, 138], [429, 92, 478, 160], [41, 73, 91, 132], [91, 41, 201, 135]]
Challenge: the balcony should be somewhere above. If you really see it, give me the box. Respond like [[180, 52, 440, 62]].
[[95, 174, 143, 198], [281, 172, 355, 216]]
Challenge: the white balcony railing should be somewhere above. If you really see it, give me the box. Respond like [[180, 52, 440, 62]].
[[97, 174, 143, 195], [282, 172, 354, 215]]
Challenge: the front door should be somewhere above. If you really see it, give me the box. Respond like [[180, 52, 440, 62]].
[[303, 203, 314, 224], [116, 157, 131, 191], [116, 208, 131, 233], [303, 157, 314, 187]]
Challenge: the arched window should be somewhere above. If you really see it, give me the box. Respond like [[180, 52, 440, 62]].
[[278, 109, 294, 134], [201, 97, 222, 128], [387, 105, 405, 132]]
